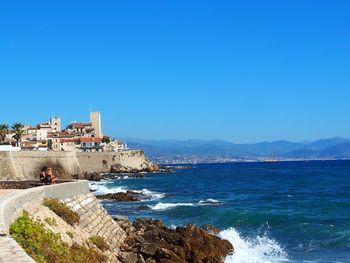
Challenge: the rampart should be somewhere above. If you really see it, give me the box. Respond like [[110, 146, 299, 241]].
[[0, 150, 151, 180]]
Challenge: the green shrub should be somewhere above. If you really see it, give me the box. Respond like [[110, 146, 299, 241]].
[[89, 235, 110, 251], [67, 231, 74, 239], [43, 198, 80, 226], [44, 217, 57, 226], [10, 212, 107, 263]]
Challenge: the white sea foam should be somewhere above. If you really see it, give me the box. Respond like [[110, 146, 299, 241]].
[[89, 182, 127, 195], [199, 198, 221, 204], [148, 202, 196, 211], [131, 188, 166, 200], [218, 227, 289, 263], [148, 199, 222, 211], [140, 189, 166, 200]]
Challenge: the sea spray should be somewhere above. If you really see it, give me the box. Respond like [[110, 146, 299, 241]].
[[89, 181, 128, 195], [219, 227, 289, 263]]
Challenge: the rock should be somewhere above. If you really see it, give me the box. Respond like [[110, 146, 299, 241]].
[[118, 252, 139, 263], [96, 192, 140, 202], [121, 218, 233, 263], [111, 164, 130, 173], [82, 172, 103, 181], [176, 224, 233, 263], [110, 162, 160, 174], [200, 224, 221, 235]]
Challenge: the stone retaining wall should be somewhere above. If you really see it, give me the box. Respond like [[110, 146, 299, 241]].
[[0, 181, 90, 235], [62, 192, 126, 253], [0, 181, 127, 262]]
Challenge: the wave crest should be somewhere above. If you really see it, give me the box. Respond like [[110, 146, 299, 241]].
[[218, 227, 289, 263], [148, 199, 222, 211], [89, 182, 127, 195]]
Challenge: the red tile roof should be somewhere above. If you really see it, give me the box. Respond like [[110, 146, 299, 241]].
[[80, 137, 102, 142]]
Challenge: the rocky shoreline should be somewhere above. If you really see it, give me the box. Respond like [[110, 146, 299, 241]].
[[79, 165, 173, 182], [89, 172, 234, 262], [114, 217, 233, 263]]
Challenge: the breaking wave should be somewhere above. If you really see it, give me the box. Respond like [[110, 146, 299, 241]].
[[148, 202, 196, 210], [136, 188, 166, 200], [148, 199, 222, 211], [89, 182, 128, 195], [198, 198, 222, 204], [218, 227, 289, 263], [89, 182, 165, 200]]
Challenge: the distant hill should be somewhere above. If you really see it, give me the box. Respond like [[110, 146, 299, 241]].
[[120, 137, 350, 163]]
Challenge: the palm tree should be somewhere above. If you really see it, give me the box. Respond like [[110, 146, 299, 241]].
[[11, 123, 25, 147], [0, 124, 9, 144]]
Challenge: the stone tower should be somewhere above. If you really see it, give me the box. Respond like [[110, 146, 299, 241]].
[[50, 117, 62, 132], [90, 111, 103, 137]]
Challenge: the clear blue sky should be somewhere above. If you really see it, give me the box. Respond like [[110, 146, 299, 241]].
[[1, 1, 349, 143]]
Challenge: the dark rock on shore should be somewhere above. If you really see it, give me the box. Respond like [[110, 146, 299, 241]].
[[110, 163, 160, 174], [114, 218, 233, 263], [83, 172, 145, 182], [96, 191, 141, 202]]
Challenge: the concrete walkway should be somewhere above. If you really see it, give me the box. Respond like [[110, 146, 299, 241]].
[[0, 237, 34, 263], [0, 189, 19, 196], [0, 189, 35, 263]]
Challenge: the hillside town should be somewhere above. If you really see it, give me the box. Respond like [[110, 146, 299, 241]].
[[0, 111, 128, 152]]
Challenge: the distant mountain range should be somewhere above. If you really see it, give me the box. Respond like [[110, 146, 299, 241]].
[[120, 137, 350, 164]]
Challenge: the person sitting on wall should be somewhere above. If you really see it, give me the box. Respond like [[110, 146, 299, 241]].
[[39, 166, 49, 184], [46, 167, 57, 184]]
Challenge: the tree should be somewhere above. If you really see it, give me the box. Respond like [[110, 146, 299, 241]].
[[0, 124, 9, 144], [102, 136, 111, 144], [12, 123, 25, 147]]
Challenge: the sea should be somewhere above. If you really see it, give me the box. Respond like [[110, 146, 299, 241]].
[[89, 160, 350, 263]]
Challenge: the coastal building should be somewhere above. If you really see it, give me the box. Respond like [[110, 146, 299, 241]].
[[3, 111, 128, 153], [58, 139, 77, 151], [47, 132, 76, 151], [37, 122, 52, 132], [106, 140, 128, 152], [66, 122, 94, 136], [80, 137, 103, 152]]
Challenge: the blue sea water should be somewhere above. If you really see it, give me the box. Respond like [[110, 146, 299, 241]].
[[90, 160, 350, 262]]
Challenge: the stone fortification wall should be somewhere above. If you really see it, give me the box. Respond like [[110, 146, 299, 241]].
[[76, 150, 151, 173], [0, 151, 81, 180], [0, 150, 152, 180]]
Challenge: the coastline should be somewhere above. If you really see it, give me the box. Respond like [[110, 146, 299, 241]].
[[0, 179, 234, 262]]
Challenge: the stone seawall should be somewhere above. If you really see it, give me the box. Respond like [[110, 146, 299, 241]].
[[0, 150, 152, 180], [0, 181, 127, 262], [62, 192, 126, 253]]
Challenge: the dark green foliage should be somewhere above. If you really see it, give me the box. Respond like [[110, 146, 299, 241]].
[[43, 198, 80, 226], [89, 235, 110, 251], [44, 217, 57, 226], [11, 122, 24, 146], [10, 211, 107, 263], [102, 136, 111, 144]]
